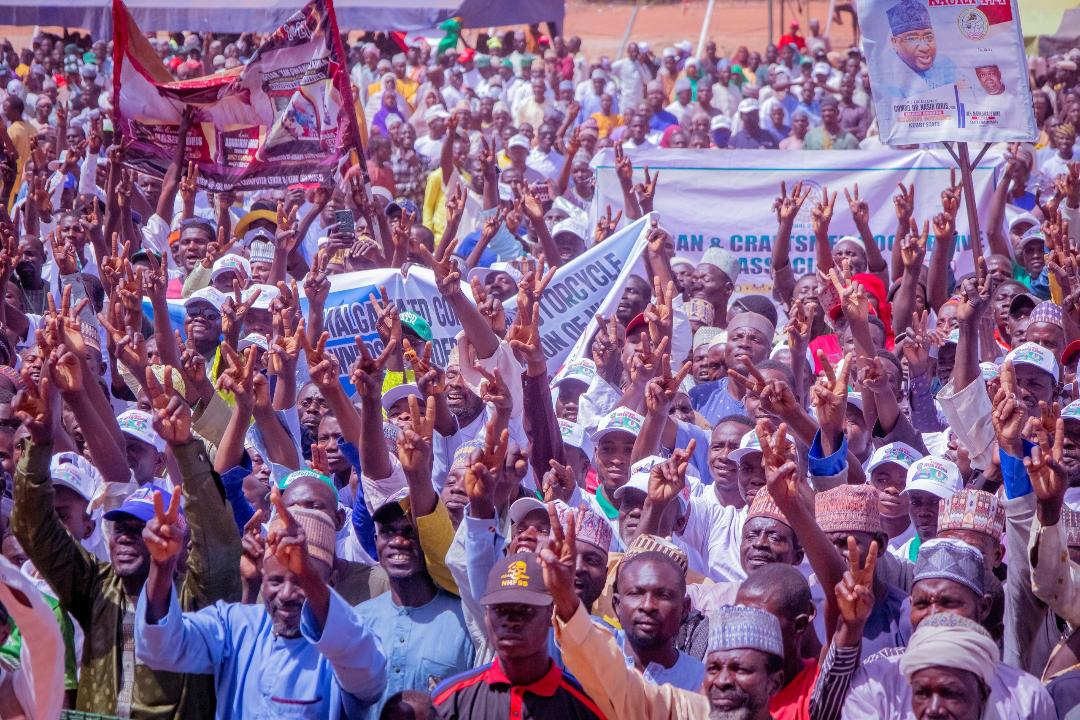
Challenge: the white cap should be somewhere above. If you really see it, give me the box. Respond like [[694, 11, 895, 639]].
[[244, 283, 280, 311], [552, 217, 588, 241], [466, 261, 523, 288], [813, 61, 831, 76], [184, 286, 226, 313], [902, 456, 962, 500], [615, 455, 688, 511], [558, 418, 593, 459], [552, 358, 597, 389], [1005, 341, 1060, 380], [509, 496, 547, 523], [1008, 212, 1039, 233], [382, 383, 424, 412], [737, 98, 760, 114], [700, 246, 741, 283], [729, 430, 764, 463], [662, 47, 677, 59], [117, 409, 166, 453], [866, 441, 923, 475], [424, 104, 450, 121], [210, 253, 251, 283], [507, 134, 530, 151], [1062, 400, 1080, 424], [835, 234, 865, 252], [710, 115, 731, 131], [49, 455, 98, 502], [591, 408, 644, 441], [774, 67, 791, 81], [238, 333, 269, 352]]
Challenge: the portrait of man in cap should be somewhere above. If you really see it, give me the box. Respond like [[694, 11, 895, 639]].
[[882, 0, 958, 98]]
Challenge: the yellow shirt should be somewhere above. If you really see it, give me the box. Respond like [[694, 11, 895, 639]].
[[422, 167, 471, 240], [591, 112, 624, 139]]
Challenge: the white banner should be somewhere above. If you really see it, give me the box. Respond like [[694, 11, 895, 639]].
[[857, 0, 1036, 144], [590, 147, 1002, 295]]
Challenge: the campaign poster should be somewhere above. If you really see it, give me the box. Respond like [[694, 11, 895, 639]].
[[857, 0, 1037, 144]]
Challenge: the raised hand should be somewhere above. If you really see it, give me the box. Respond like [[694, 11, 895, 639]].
[[835, 535, 878, 627], [844, 183, 870, 226], [417, 241, 463, 298], [590, 314, 623, 383], [785, 298, 811, 351], [633, 166, 659, 211], [218, 344, 258, 413], [179, 160, 199, 207], [829, 268, 869, 324], [48, 345, 84, 394], [541, 459, 576, 504], [267, 487, 309, 577], [397, 395, 437, 474], [757, 420, 803, 506], [773, 180, 811, 225], [898, 218, 929, 272], [596, 205, 623, 244], [222, 280, 260, 342], [538, 501, 579, 620], [893, 182, 915, 225], [647, 440, 696, 508], [1026, 409, 1067, 527], [145, 366, 193, 445], [369, 286, 402, 348], [303, 250, 332, 307], [991, 361, 1025, 455], [268, 311, 304, 376], [476, 366, 512, 413], [143, 486, 185, 565], [901, 310, 937, 377], [199, 225, 237, 270], [12, 368, 52, 444], [348, 334, 396, 399], [613, 143, 633, 186], [506, 302, 544, 372], [941, 168, 962, 219], [239, 509, 266, 585], [810, 352, 852, 437], [956, 258, 991, 325], [645, 355, 692, 415], [811, 186, 838, 237]]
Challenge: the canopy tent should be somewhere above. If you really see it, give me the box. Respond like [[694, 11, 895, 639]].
[[1018, 0, 1080, 54], [0, 0, 564, 39]]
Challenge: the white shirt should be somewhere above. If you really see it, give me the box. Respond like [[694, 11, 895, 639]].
[[526, 147, 565, 181], [677, 496, 747, 582]]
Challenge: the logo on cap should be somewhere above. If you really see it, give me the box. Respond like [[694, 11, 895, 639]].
[[912, 463, 948, 484], [501, 560, 531, 589]]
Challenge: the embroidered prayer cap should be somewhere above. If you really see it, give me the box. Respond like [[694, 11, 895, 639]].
[[900, 613, 998, 687], [1062, 507, 1080, 547], [746, 489, 790, 528], [554, 502, 612, 553], [1005, 341, 1060, 380], [815, 484, 883, 535], [1029, 301, 1064, 329], [913, 537, 985, 596], [622, 533, 688, 574], [707, 605, 784, 659], [887, 0, 932, 36], [902, 456, 962, 501], [686, 298, 716, 325], [866, 441, 922, 476], [694, 326, 723, 350], [481, 552, 552, 606], [80, 321, 101, 352], [591, 407, 644, 441], [701, 247, 741, 283], [285, 506, 337, 568], [937, 488, 1005, 540]]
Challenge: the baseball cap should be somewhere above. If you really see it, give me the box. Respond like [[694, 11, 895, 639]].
[[244, 284, 279, 311], [903, 456, 962, 501], [558, 418, 593, 459], [729, 429, 763, 463], [591, 408, 644, 441], [117, 409, 166, 453], [866, 441, 922, 475], [710, 115, 732, 131], [552, 358, 597, 389], [737, 98, 760, 114], [238, 333, 270, 352], [210, 254, 250, 283], [480, 553, 552, 606], [1008, 212, 1039, 235], [467, 261, 523, 288], [399, 311, 433, 342], [1005, 341, 1060, 380], [387, 197, 419, 218], [382, 383, 424, 413], [552, 218, 587, 242], [508, 496, 547, 523], [507, 134, 530, 151], [813, 61, 831, 76], [1008, 293, 1039, 317], [50, 459, 97, 503], [184, 286, 226, 314], [1061, 400, 1080, 424], [104, 483, 181, 523]]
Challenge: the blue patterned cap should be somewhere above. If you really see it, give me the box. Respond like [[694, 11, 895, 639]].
[[913, 538, 985, 596], [887, 0, 932, 35], [707, 605, 784, 659]]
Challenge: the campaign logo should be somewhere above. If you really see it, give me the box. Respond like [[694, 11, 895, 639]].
[[957, 9, 990, 40], [501, 560, 531, 588]]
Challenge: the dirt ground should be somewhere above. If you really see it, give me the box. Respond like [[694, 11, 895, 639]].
[[0, 0, 857, 60]]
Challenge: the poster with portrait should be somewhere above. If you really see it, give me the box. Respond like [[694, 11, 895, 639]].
[[857, 0, 1037, 144], [112, 0, 358, 191]]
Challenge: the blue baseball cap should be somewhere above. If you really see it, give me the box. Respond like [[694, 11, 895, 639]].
[[104, 483, 182, 523]]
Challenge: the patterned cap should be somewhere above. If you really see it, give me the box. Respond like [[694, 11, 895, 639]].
[[1062, 507, 1080, 547], [1005, 341, 1060, 380], [285, 506, 336, 568], [913, 538, 985, 596], [1062, 400, 1080, 425], [558, 418, 594, 459], [622, 533, 688, 574], [707, 605, 784, 659], [1029, 301, 1064, 329], [277, 468, 337, 496], [686, 298, 716, 325], [693, 326, 723, 350], [80, 321, 101, 352], [481, 552, 552, 606], [450, 440, 485, 471], [815, 484, 883, 535], [249, 240, 275, 264], [554, 502, 612, 552], [117, 409, 166, 453], [937, 489, 1005, 539], [591, 407, 644, 441], [887, 0, 931, 35], [552, 358, 597, 389], [866, 441, 922, 475], [979, 362, 1000, 382], [746, 489, 790, 527]]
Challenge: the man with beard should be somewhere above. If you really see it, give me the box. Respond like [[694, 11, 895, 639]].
[[690, 312, 773, 425], [355, 496, 473, 719], [612, 551, 704, 691], [10, 237, 46, 314], [137, 485, 387, 719], [433, 552, 606, 719], [11, 368, 241, 717], [549, 508, 787, 720], [690, 247, 741, 330], [615, 275, 652, 327]]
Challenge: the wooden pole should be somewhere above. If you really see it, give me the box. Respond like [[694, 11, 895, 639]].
[[768, 0, 774, 50], [697, 0, 717, 57], [957, 141, 984, 269], [617, 0, 641, 60]]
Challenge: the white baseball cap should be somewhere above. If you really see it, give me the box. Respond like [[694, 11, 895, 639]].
[[210, 254, 250, 283], [866, 441, 923, 475], [615, 455, 689, 511], [467, 261, 523, 288], [1061, 400, 1080, 424], [552, 359, 597, 390], [244, 283, 280, 311], [49, 455, 98, 503], [507, 134, 530, 151], [737, 98, 760, 114], [117, 409, 166, 453], [902, 456, 962, 500], [509, 496, 547, 523], [238, 333, 270, 352], [552, 217, 588, 241], [382, 383, 424, 413], [184, 286, 227, 314], [591, 408, 644, 441], [558, 418, 594, 460], [1005, 341, 1060, 380]]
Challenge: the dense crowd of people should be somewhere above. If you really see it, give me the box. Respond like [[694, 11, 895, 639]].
[[0, 10, 1078, 720]]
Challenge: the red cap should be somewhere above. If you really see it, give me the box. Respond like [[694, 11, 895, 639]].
[[458, 48, 475, 63], [1063, 339, 1080, 367], [625, 312, 647, 337]]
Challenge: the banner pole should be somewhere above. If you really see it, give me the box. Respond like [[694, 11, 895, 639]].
[[957, 141, 983, 269]]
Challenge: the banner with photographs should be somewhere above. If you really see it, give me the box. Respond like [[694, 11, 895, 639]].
[[857, 0, 1037, 144], [112, 0, 357, 192]]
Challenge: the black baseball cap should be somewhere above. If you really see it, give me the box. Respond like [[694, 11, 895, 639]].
[[480, 553, 552, 607]]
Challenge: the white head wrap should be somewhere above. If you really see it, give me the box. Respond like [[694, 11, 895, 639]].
[[899, 613, 998, 688]]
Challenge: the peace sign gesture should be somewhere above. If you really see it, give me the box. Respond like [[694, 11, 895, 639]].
[[222, 280, 260, 344], [645, 355, 692, 415], [476, 366, 512, 412], [835, 535, 878, 626], [810, 351, 852, 438], [590, 314, 624, 384], [811, 186, 838, 237], [349, 335, 397, 399], [828, 268, 869, 324], [613, 143, 633, 186], [898, 218, 929, 272], [774, 180, 811, 225], [648, 439, 696, 509], [369, 286, 402, 348], [267, 487, 310, 578], [12, 367, 52, 444], [596, 205, 623, 244], [218, 344, 258, 413], [144, 486, 185, 565], [417, 242, 463, 298], [539, 501, 580, 620], [397, 395, 437, 474], [145, 366, 192, 445], [941, 168, 963, 219], [1026, 411, 1067, 526], [634, 166, 659, 211], [179, 160, 199, 206], [893, 182, 915, 225], [843, 183, 870, 227], [199, 225, 237, 270], [541, 459, 576, 504]]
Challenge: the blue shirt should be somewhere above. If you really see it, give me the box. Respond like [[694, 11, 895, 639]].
[[136, 585, 386, 720], [689, 377, 747, 425], [615, 631, 705, 691], [649, 110, 679, 133], [354, 589, 474, 718]]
